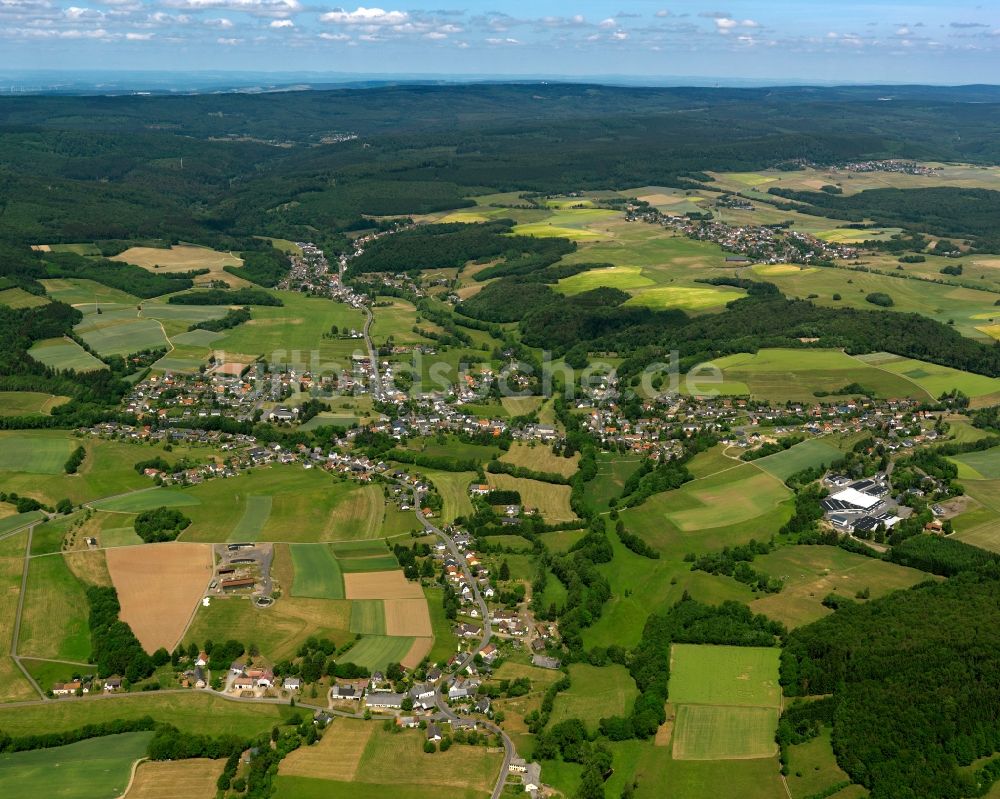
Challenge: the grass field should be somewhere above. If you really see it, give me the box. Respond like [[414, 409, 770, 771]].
[[0, 691, 295, 737], [691, 348, 925, 402], [669, 644, 781, 708], [753, 438, 844, 481], [38, 278, 138, 306], [290, 544, 345, 599], [953, 479, 1000, 553], [499, 443, 579, 478], [341, 635, 415, 671], [339, 554, 400, 572], [0, 510, 45, 537], [672, 705, 779, 760], [350, 600, 387, 635], [424, 586, 460, 665], [229, 495, 273, 541], [125, 758, 224, 799], [0, 731, 153, 799], [559, 266, 655, 294], [92, 487, 201, 513], [748, 544, 933, 628], [415, 468, 476, 523], [18, 553, 91, 662], [485, 473, 576, 522], [113, 244, 246, 288], [0, 287, 48, 309], [625, 285, 746, 310], [550, 664, 638, 731], [951, 447, 1000, 479], [76, 313, 169, 357], [0, 434, 75, 475], [0, 391, 70, 416], [27, 337, 107, 372], [854, 352, 1000, 401], [785, 726, 854, 799], [0, 534, 37, 703], [630, 750, 786, 799]]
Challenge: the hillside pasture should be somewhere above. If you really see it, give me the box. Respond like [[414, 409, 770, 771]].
[[549, 664, 639, 732], [106, 542, 214, 653], [113, 244, 247, 288], [39, 277, 138, 306], [0, 287, 48, 309], [413, 468, 476, 523], [0, 731, 153, 799], [624, 285, 746, 311], [26, 337, 106, 372], [18, 553, 91, 662], [340, 635, 415, 672], [0, 433, 75, 474], [75, 313, 169, 358], [92, 487, 201, 513], [748, 545, 934, 629], [753, 438, 844, 481], [950, 447, 1000, 480], [0, 534, 37, 703], [229, 495, 272, 541], [499, 443, 579, 478], [350, 600, 387, 635], [485, 473, 576, 522], [691, 348, 924, 402], [854, 352, 1000, 402], [279, 718, 374, 781], [0, 391, 70, 416]]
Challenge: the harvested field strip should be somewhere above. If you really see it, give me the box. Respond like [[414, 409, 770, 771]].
[[401, 637, 433, 670], [92, 488, 200, 513], [343, 570, 424, 600], [229, 495, 272, 542], [384, 598, 433, 638], [278, 718, 374, 781], [330, 541, 391, 556], [290, 544, 344, 599], [350, 600, 387, 635], [124, 759, 224, 799], [106, 542, 213, 653]]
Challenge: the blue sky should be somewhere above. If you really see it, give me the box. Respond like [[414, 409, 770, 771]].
[[1, 1, 998, 83]]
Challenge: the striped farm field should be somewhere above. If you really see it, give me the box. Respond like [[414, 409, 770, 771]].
[[485, 473, 576, 522], [92, 487, 201, 513], [854, 352, 1000, 401], [27, 337, 106, 372], [343, 570, 425, 600], [753, 438, 843, 481], [339, 554, 399, 573], [499, 442, 580, 478], [0, 433, 76, 474], [669, 644, 781, 708], [279, 718, 374, 782], [0, 287, 48, 309], [0, 391, 70, 416], [672, 705, 779, 760], [229, 495, 273, 542], [950, 447, 1000, 480], [290, 544, 344, 599], [350, 600, 387, 635]]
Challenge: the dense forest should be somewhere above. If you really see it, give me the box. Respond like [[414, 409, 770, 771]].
[[781, 572, 1000, 799]]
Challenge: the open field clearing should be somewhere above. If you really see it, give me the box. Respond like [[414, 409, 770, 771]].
[[290, 543, 344, 599], [38, 277, 138, 306], [27, 336, 106, 372], [124, 758, 224, 799], [113, 244, 247, 288], [0, 731, 153, 799], [691, 348, 925, 402], [631, 751, 788, 799], [339, 553, 399, 572], [170, 469, 384, 543], [550, 664, 638, 731], [748, 545, 930, 628], [65, 549, 113, 588], [672, 704, 779, 760], [0, 391, 69, 416], [953, 479, 1000, 552], [0, 433, 75, 474], [212, 292, 366, 361], [423, 586, 459, 665], [0, 510, 45, 536], [350, 599, 387, 635], [19, 553, 91, 662], [344, 570, 424, 600], [0, 287, 48, 308], [106, 542, 213, 653], [279, 718, 374, 781], [485, 473, 576, 521], [384, 598, 433, 637], [584, 454, 643, 512], [854, 352, 1000, 402], [753, 438, 844, 481], [401, 638, 433, 669], [685, 445, 738, 479], [785, 726, 854, 799], [499, 442, 579, 478], [341, 635, 416, 671], [625, 285, 746, 310], [669, 644, 781, 708], [500, 396, 543, 416], [0, 691, 295, 737], [0, 534, 37, 703], [513, 222, 607, 241], [405, 468, 475, 523], [187, 594, 352, 662]]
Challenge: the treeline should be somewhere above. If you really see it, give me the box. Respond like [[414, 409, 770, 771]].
[[169, 288, 281, 306], [225, 247, 291, 287], [0, 717, 157, 754], [486, 460, 570, 485], [189, 306, 250, 333], [888, 534, 1000, 577], [86, 586, 155, 681], [64, 445, 85, 474], [134, 506, 191, 543], [741, 434, 805, 461], [43, 252, 194, 298], [386, 448, 479, 473], [613, 519, 659, 559], [781, 571, 1000, 798], [688, 538, 783, 593]]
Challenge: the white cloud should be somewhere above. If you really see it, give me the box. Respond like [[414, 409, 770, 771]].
[[424, 30, 446, 39], [598, 17, 616, 28], [318, 31, 349, 40], [485, 36, 519, 45], [216, 35, 241, 43], [320, 6, 407, 25], [655, 9, 670, 18], [204, 17, 233, 27], [162, 0, 300, 16], [714, 17, 757, 33], [269, 18, 291, 27], [611, 30, 628, 40], [125, 31, 152, 39]]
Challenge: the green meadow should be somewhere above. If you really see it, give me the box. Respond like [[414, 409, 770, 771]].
[[0, 731, 153, 799], [18, 553, 92, 662], [753, 438, 844, 481], [340, 635, 415, 671], [549, 664, 639, 732], [669, 644, 781, 708], [854, 352, 1000, 401], [350, 600, 387, 635], [290, 543, 345, 599], [27, 337, 106, 372], [0, 391, 70, 416]]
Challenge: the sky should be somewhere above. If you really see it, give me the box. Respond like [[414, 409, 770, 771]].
[[1, 1, 999, 84]]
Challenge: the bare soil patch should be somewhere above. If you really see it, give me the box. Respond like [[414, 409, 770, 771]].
[[278, 718, 373, 781], [125, 759, 223, 799], [343, 570, 423, 600], [384, 597, 433, 637]]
